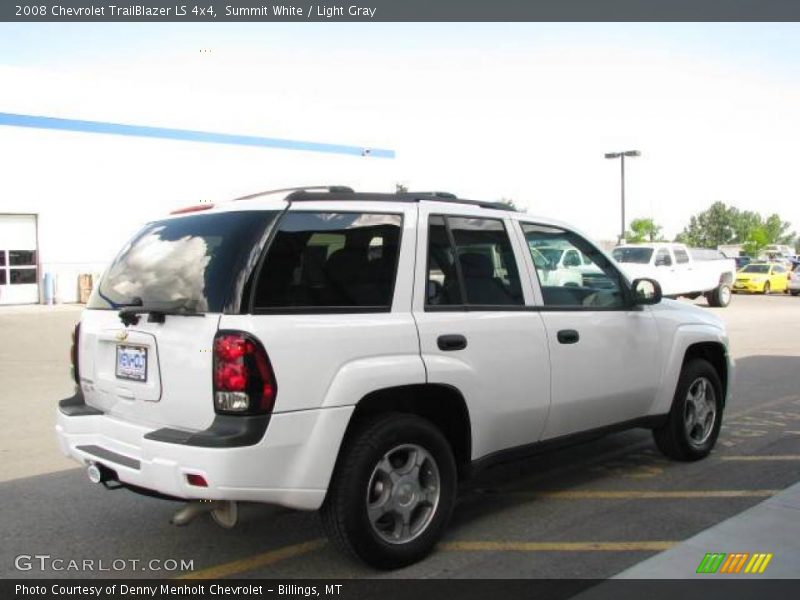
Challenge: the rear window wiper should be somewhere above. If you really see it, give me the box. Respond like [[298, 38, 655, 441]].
[[118, 300, 205, 326]]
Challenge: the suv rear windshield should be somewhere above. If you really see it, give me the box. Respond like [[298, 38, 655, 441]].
[[88, 211, 277, 313]]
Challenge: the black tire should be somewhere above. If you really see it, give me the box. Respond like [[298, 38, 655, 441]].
[[707, 284, 731, 308], [763, 281, 771, 295], [321, 413, 457, 569], [791, 290, 800, 297], [653, 358, 724, 461]]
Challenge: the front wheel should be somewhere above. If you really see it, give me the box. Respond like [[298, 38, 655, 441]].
[[707, 284, 731, 307], [321, 413, 457, 569], [653, 358, 724, 461]]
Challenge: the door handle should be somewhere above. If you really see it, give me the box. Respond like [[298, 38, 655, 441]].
[[437, 334, 467, 352], [557, 329, 580, 344]]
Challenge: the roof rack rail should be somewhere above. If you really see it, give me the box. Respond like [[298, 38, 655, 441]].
[[233, 185, 354, 202], [284, 189, 517, 212], [409, 191, 458, 199]]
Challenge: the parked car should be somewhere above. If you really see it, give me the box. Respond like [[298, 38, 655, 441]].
[[733, 262, 790, 294], [56, 187, 732, 569], [788, 266, 800, 296], [611, 242, 736, 307], [734, 256, 752, 270], [527, 244, 605, 288]]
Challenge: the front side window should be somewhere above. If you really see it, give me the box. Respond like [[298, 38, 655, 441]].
[[674, 248, 690, 264], [523, 223, 626, 309], [655, 249, 672, 267], [253, 212, 402, 311], [426, 215, 523, 308]]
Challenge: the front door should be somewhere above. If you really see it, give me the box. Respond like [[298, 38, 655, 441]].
[[517, 221, 661, 439]]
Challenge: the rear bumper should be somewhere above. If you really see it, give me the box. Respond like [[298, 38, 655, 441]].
[[55, 391, 353, 510]]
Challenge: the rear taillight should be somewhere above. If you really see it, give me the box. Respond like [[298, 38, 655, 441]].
[[213, 331, 276, 415], [70, 322, 81, 386]]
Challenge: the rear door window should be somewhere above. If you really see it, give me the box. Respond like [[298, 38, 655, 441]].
[[426, 215, 523, 308], [88, 211, 276, 313], [252, 212, 402, 312], [674, 248, 690, 264]]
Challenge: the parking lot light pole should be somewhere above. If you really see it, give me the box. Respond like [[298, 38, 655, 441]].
[[605, 150, 641, 244]]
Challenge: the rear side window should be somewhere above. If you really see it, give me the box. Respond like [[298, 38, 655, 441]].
[[674, 248, 690, 264], [426, 215, 523, 308], [253, 212, 402, 312], [88, 211, 276, 313]]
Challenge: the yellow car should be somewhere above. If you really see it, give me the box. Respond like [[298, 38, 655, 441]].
[[733, 263, 789, 294]]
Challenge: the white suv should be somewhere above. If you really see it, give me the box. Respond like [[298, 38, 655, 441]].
[[56, 187, 732, 569]]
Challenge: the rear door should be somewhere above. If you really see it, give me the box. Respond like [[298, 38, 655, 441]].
[[412, 205, 551, 460], [219, 203, 423, 415], [79, 209, 276, 431]]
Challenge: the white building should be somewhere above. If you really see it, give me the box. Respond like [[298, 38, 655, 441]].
[[0, 67, 396, 305]]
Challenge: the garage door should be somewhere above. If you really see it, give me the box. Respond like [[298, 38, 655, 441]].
[[0, 214, 39, 305]]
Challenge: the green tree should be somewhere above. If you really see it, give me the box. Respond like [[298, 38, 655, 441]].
[[732, 210, 762, 243], [675, 202, 739, 248], [676, 202, 796, 251], [762, 214, 795, 245], [742, 226, 769, 258], [626, 218, 663, 243]]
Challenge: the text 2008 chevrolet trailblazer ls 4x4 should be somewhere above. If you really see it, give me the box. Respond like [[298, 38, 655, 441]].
[[56, 187, 732, 569]]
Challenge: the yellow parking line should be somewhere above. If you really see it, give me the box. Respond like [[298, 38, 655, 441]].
[[441, 541, 675, 552], [502, 489, 777, 499], [721, 455, 800, 461], [177, 539, 326, 579]]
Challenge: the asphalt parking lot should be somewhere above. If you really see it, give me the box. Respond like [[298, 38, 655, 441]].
[[1, 294, 799, 579]]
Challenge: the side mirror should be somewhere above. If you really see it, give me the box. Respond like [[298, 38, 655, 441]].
[[631, 278, 662, 305]]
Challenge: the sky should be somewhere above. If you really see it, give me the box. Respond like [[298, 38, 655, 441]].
[[1, 22, 799, 242]]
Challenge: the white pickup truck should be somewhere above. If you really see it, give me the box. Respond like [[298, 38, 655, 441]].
[[612, 243, 736, 307]]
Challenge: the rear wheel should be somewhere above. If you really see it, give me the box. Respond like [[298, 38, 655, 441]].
[[706, 284, 731, 307], [653, 358, 723, 461], [321, 413, 457, 569], [791, 290, 799, 297]]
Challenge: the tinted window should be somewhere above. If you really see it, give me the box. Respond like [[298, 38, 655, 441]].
[[88, 211, 276, 313], [426, 216, 463, 306], [655, 249, 672, 266], [612, 247, 653, 264], [742, 264, 769, 274], [674, 248, 690, 264], [449, 217, 523, 306], [253, 212, 402, 311], [523, 223, 625, 309], [774, 265, 786, 273]]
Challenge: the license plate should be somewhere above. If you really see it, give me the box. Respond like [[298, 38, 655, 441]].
[[116, 345, 148, 382]]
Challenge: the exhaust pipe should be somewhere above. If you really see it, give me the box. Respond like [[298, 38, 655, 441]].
[[171, 500, 239, 528], [87, 462, 121, 489]]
